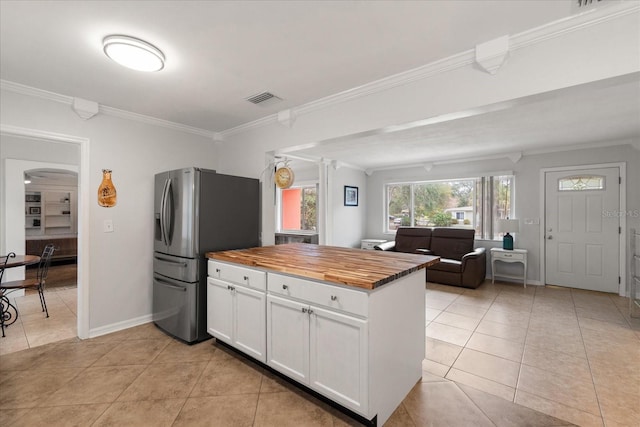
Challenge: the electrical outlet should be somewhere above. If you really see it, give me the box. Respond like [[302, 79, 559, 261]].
[[104, 220, 114, 233]]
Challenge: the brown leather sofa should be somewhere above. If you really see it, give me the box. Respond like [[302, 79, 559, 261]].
[[375, 227, 486, 289]]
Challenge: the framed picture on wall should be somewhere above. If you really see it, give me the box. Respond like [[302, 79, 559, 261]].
[[344, 186, 358, 206]]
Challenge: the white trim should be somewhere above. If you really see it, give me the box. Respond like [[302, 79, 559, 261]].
[[0, 80, 71, 104], [99, 105, 216, 139], [221, 2, 639, 138], [0, 124, 91, 339], [539, 162, 626, 296], [1, 80, 216, 140], [89, 315, 153, 339], [511, 2, 639, 51], [382, 171, 515, 185], [2, 3, 636, 140]]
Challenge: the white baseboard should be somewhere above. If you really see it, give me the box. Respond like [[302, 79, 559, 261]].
[[88, 314, 153, 339], [484, 276, 543, 287]]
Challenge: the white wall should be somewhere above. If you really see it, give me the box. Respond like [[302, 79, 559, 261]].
[[331, 167, 367, 248], [0, 89, 218, 335]]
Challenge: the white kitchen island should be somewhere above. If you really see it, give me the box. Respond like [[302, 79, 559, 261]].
[[206, 244, 439, 426]]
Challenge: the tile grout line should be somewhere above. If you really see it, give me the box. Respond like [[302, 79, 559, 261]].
[[455, 382, 499, 427], [169, 347, 218, 427], [513, 285, 539, 405], [571, 288, 606, 427]]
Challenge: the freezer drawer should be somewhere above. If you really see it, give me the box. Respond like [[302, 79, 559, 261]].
[[153, 253, 198, 283], [153, 275, 197, 342]]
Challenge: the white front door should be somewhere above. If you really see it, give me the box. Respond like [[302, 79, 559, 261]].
[[545, 167, 620, 292]]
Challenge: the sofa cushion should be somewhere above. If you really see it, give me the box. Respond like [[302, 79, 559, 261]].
[[428, 258, 462, 273], [394, 227, 431, 253], [429, 228, 475, 261]]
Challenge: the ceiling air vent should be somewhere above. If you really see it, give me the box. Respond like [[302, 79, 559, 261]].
[[246, 91, 283, 107]]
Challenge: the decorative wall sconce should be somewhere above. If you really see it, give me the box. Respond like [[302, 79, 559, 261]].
[[98, 169, 117, 207]]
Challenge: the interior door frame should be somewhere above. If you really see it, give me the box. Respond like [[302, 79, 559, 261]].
[[539, 162, 626, 296], [1, 124, 91, 338]]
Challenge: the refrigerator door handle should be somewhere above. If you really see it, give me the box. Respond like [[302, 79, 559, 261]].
[[155, 277, 188, 292], [160, 178, 168, 245], [161, 178, 172, 245], [154, 255, 188, 267]]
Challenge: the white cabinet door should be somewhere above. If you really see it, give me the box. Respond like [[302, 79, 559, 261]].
[[207, 278, 233, 344], [309, 306, 368, 415], [234, 285, 266, 363], [266, 294, 310, 384]]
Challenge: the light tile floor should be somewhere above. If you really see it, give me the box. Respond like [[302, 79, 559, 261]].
[[0, 286, 77, 355], [424, 281, 640, 427], [1, 280, 638, 426]]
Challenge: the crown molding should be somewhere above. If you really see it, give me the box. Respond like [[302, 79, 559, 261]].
[[0, 123, 89, 144], [510, 2, 639, 51], [3, 3, 637, 141], [1, 79, 216, 140], [98, 105, 216, 138], [1, 80, 72, 104], [221, 2, 639, 138], [365, 140, 637, 175], [219, 113, 279, 137]]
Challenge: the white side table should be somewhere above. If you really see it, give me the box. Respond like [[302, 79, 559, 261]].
[[491, 248, 528, 287], [361, 239, 387, 250]]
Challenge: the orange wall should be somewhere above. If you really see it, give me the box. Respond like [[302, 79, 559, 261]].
[[282, 188, 301, 229]]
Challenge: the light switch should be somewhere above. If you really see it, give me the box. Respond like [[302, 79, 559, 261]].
[[104, 220, 114, 233]]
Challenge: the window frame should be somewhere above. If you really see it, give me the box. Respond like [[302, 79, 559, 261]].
[[383, 174, 515, 241], [276, 181, 319, 233]]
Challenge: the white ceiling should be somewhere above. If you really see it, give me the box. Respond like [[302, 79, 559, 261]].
[[1, 1, 638, 172], [1, 0, 576, 132], [283, 74, 640, 171]]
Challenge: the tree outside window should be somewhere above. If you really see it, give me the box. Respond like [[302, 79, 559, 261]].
[[386, 176, 514, 239], [281, 186, 317, 231]]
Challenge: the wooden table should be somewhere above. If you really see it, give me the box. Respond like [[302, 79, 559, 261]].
[[1, 254, 40, 270]]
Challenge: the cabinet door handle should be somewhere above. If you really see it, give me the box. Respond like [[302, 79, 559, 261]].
[[308, 309, 314, 315], [330, 295, 338, 301], [504, 254, 512, 257], [216, 268, 221, 273], [282, 284, 288, 290], [301, 307, 307, 313], [243, 276, 249, 281]]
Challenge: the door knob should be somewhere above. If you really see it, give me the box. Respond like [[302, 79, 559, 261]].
[[547, 235, 553, 240]]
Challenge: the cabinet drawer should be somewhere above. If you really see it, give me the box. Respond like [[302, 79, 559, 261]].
[[494, 251, 524, 261], [268, 273, 368, 318], [208, 260, 266, 291]]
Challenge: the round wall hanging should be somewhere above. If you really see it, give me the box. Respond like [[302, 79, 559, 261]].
[[274, 166, 295, 189]]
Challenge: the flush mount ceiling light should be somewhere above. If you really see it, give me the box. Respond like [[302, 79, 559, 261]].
[[103, 35, 165, 72]]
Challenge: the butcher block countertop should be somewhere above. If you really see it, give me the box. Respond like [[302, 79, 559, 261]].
[[206, 243, 439, 290]]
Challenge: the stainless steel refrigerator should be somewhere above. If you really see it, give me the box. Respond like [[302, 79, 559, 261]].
[[152, 167, 259, 343]]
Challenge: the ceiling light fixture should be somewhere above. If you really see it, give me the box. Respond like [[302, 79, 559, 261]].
[[103, 35, 165, 72]]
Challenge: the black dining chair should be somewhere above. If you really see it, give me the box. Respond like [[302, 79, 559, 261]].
[[0, 244, 55, 320], [1, 252, 18, 336]]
